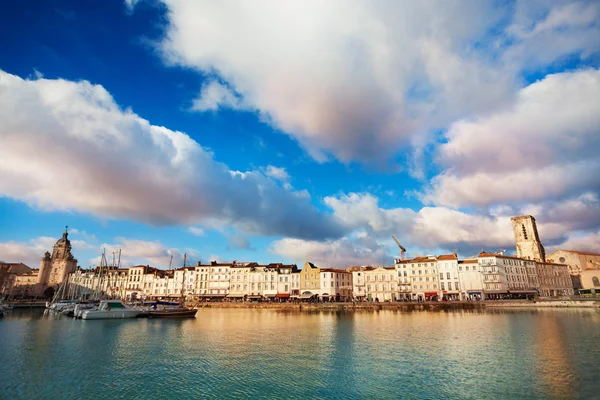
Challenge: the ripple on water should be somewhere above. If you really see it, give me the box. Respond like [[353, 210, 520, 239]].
[[1, 308, 599, 399]]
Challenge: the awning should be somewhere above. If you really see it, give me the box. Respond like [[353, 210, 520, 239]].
[[276, 293, 290, 298], [485, 290, 508, 294], [247, 295, 262, 299], [508, 290, 537, 294], [424, 292, 438, 296], [199, 294, 226, 297], [265, 293, 277, 297], [227, 294, 245, 298], [299, 293, 315, 299], [467, 290, 482, 293]]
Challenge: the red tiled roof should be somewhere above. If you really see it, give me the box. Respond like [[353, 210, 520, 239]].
[[437, 254, 458, 261]]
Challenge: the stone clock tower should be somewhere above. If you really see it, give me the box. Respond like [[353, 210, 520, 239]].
[[37, 227, 78, 296]]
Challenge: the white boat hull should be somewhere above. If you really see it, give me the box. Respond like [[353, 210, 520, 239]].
[[81, 309, 141, 320]]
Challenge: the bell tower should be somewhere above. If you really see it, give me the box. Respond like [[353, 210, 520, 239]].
[[511, 216, 545, 262], [37, 227, 78, 295]]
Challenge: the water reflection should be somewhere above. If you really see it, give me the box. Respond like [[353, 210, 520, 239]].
[[1, 308, 598, 399]]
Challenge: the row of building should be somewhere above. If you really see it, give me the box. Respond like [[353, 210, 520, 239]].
[[1, 216, 598, 301], [58, 251, 573, 302]]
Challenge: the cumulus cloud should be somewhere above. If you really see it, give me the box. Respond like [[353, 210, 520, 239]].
[[0, 70, 345, 240], [153, 1, 598, 167], [191, 80, 247, 112], [264, 165, 289, 183], [156, 1, 520, 164], [273, 192, 528, 266], [270, 237, 389, 268], [546, 231, 600, 254], [187, 226, 205, 236], [425, 69, 600, 208], [100, 237, 191, 268], [0, 236, 94, 267]]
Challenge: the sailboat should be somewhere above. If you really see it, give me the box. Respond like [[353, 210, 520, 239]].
[[149, 253, 197, 318]]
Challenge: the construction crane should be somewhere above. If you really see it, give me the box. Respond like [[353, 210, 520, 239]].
[[392, 236, 406, 261]]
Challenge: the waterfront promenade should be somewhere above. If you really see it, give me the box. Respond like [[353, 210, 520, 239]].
[[189, 299, 600, 310]]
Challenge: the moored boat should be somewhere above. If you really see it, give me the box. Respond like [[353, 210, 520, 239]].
[[80, 300, 141, 320], [148, 307, 197, 318]]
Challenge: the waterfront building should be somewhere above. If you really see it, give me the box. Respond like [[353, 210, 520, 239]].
[[348, 266, 374, 301], [275, 263, 297, 301], [437, 254, 460, 300], [290, 269, 301, 297], [393, 261, 412, 301], [69, 266, 129, 299], [407, 256, 439, 301], [2, 268, 39, 298], [578, 267, 600, 296], [511, 215, 546, 262], [536, 261, 574, 297], [546, 250, 600, 290], [361, 266, 397, 302], [195, 261, 233, 300], [228, 263, 251, 300], [478, 253, 539, 299], [0, 262, 32, 297], [457, 259, 484, 300], [320, 268, 353, 301], [299, 261, 321, 298]]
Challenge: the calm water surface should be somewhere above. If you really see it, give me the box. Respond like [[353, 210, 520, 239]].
[[1, 308, 599, 399]]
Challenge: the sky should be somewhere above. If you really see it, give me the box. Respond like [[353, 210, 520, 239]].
[[0, 0, 599, 269]]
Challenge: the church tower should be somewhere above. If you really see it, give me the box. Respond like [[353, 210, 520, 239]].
[[37, 227, 78, 295], [511, 216, 546, 262]]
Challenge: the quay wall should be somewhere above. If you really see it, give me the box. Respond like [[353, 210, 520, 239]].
[[189, 300, 600, 310], [190, 301, 484, 312], [485, 300, 600, 308]]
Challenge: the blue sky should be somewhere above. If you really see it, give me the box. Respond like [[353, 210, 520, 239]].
[[1, 0, 599, 269]]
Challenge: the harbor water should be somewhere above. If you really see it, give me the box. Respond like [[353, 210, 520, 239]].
[[1, 308, 599, 399]]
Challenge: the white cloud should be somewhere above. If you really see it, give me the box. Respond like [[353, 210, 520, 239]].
[[156, 1, 519, 164], [0, 236, 94, 267], [153, 1, 598, 167], [0, 70, 344, 240], [425, 69, 600, 208], [264, 165, 289, 183], [191, 80, 247, 112], [187, 226, 205, 236], [101, 237, 190, 268], [546, 231, 600, 253], [124, 0, 141, 13], [270, 237, 389, 268]]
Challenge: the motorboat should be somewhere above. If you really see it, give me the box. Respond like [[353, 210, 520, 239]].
[[148, 306, 197, 318], [48, 300, 76, 312], [147, 301, 197, 318], [74, 303, 98, 319], [80, 300, 141, 320]]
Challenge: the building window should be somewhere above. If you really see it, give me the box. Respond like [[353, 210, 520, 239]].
[[593, 277, 600, 287]]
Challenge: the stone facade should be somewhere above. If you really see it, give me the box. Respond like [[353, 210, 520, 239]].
[[546, 250, 600, 289], [511, 215, 546, 262], [37, 229, 78, 296]]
